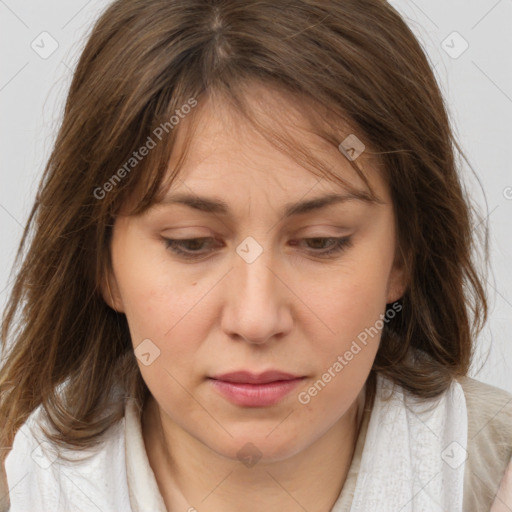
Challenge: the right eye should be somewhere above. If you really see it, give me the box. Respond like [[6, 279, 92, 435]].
[[163, 237, 222, 259]]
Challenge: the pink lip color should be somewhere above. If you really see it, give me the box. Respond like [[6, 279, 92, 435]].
[[209, 371, 304, 407]]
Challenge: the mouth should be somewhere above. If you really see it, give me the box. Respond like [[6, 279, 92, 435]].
[[208, 370, 306, 407]]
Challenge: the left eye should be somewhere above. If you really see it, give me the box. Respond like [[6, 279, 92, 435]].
[[289, 236, 353, 256], [163, 236, 352, 259]]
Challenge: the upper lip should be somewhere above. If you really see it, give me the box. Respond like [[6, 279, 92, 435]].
[[210, 370, 303, 384]]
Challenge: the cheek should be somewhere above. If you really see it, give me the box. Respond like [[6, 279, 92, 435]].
[[303, 245, 393, 348], [112, 236, 211, 356], [292, 230, 396, 399], [114, 253, 213, 410]]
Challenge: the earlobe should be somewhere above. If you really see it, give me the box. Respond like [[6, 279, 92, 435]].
[[100, 264, 125, 313], [386, 268, 406, 304], [386, 250, 408, 304]]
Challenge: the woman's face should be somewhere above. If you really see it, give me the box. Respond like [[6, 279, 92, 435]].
[[104, 87, 405, 463]]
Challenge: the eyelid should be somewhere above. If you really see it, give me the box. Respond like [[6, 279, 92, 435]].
[[162, 235, 353, 260]]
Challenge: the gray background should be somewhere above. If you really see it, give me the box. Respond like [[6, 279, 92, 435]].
[[1, 0, 511, 391]]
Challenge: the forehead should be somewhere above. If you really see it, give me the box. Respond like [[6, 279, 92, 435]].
[[162, 83, 390, 207]]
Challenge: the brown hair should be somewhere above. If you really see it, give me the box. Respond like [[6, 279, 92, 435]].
[[0, 0, 488, 462]]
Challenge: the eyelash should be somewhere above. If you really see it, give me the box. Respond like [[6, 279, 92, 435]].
[[163, 236, 353, 260]]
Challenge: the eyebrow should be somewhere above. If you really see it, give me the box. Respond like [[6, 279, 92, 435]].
[[156, 190, 378, 218]]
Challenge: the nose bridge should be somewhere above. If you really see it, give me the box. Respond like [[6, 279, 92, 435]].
[[221, 237, 291, 344], [238, 246, 275, 302], [235, 239, 279, 314]]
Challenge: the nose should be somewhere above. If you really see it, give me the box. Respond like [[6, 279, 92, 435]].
[[220, 246, 293, 345]]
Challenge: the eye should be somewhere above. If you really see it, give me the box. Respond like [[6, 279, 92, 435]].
[[289, 236, 353, 257], [163, 237, 221, 259], [163, 236, 352, 260]]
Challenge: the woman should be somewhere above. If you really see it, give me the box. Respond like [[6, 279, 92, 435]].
[[1, 0, 511, 510]]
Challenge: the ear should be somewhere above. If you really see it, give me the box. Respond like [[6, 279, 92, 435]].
[[100, 260, 125, 313], [385, 246, 407, 304]]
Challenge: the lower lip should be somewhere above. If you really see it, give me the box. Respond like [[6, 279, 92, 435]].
[[210, 378, 304, 407]]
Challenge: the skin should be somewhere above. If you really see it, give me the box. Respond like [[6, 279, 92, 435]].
[[103, 84, 406, 512]]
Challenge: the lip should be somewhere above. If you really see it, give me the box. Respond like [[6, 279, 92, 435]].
[[211, 370, 301, 384], [209, 370, 305, 407]]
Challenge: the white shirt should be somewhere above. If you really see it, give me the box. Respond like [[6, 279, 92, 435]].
[[3, 374, 512, 511]]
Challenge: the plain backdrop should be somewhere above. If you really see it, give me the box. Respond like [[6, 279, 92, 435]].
[[1, 0, 511, 392]]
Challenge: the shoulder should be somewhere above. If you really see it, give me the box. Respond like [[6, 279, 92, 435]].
[[2, 403, 132, 512], [456, 376, 512, 511], [457, 376, 512, 448]]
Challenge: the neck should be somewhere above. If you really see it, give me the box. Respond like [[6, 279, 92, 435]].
[[142, 390, 365, 512]]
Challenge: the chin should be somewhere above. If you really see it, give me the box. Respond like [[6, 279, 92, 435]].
[[205, 427, 309, 465]]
